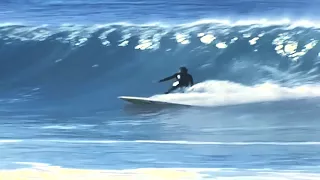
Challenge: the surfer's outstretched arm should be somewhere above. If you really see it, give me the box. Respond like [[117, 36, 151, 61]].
[[158, 73, 177, 82]]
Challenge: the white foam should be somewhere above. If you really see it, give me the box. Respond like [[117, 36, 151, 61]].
[[2, 165, 320, 180], [151, 80, 320, 107], [0, 139, 23, 144], [41, 124, 96, 130]]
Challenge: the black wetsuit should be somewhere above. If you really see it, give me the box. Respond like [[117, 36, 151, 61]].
[[159, 72, 194, 94]]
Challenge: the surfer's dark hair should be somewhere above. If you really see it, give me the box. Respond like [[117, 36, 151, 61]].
[[180, 66, 188, 72]]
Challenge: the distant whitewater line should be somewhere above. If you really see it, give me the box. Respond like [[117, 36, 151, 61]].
[[2, 139, 320, 146]]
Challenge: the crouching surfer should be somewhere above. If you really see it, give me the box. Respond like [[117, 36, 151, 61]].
[[158, 66, 194, 94]]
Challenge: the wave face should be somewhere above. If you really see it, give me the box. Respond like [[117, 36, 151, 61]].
[[1, 21, 320, 107]]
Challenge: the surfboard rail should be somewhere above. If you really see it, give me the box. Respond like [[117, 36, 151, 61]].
[[118, 96, 190, 106]]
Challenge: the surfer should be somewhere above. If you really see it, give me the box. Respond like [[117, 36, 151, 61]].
[[158, 66, 194, 94]]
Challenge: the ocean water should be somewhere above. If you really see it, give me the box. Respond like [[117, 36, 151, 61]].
[[1, 0, 320, 179]]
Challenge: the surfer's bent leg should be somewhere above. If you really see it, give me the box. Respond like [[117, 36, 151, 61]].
[[165, 86, 179, 94], [165, 84, 185, 94]]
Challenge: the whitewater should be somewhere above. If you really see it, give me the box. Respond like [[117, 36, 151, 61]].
[[1, 0, 320, 180]]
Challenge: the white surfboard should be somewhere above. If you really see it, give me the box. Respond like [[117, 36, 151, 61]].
[[118, 96, 190, 106]]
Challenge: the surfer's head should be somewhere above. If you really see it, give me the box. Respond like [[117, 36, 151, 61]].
[[179, 66, 188, 73]]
